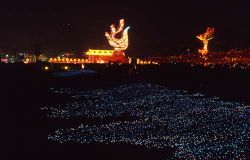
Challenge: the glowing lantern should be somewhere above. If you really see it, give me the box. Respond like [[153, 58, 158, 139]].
[[105, 19, 130, 51], [196, 27, 215, 56]]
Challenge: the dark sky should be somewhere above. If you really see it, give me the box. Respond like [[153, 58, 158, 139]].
[[0, 0, 249, 56]]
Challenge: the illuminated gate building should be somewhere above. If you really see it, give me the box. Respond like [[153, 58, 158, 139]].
[[85, 49, 127, 64]]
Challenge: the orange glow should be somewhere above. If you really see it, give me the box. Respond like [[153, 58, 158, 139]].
[[86, 49, 114, 56], [49, 57, 89, 64], [196, 27, 215, 56], [128, 57, 132, 64], [24, 58, 29, 64]]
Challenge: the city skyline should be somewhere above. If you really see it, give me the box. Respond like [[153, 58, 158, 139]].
[[0, 0, 249, 56]]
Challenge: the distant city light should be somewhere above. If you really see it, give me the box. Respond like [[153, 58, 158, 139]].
[[23, 58, 30, 64]]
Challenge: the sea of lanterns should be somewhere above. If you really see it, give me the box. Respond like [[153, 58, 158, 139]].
[[44, 83, 250, 159]]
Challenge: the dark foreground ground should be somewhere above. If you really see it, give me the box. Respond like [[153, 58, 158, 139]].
[[1, 63, 250, 160]]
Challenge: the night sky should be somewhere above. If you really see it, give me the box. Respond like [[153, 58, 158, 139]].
[[0, 0, 249, 57]]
